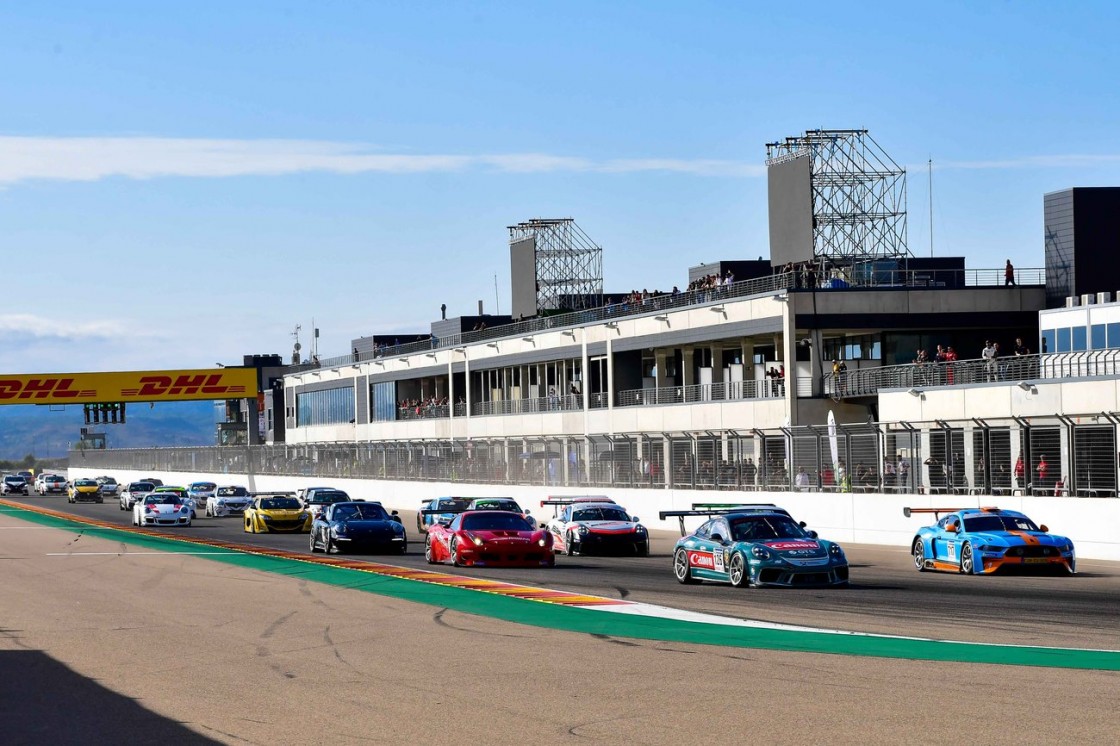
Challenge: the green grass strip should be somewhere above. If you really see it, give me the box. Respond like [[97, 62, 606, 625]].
[[6, 504, 1119, 670]]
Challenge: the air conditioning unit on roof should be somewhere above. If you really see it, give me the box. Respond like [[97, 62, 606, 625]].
[[1081, 294, 1096, 305], [1098, 292, 1112, 304], [1065, 296, 1079, 308]]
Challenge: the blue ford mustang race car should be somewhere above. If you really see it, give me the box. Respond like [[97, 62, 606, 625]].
[[660, 506, 849, 588], [905, 506, 1075, 575]]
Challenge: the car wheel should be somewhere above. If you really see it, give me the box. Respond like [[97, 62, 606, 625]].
[[912, 538, 928, 571], [450, 537, 462, 567], [310, 530, 321, 553], [728, 552, 749, 588], [674, 548, 699, 584], [565, 531, 577, 556], [545, 554, 556, 568], [245, 518, 253, 533], [959, 542, 975, 575], [424, 535, 436, 564], [325, 535, 335, 554], [397, 539, 407, 555]]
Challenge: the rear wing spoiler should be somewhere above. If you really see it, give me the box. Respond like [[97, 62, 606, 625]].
[[690, 503, 786, 512], [903, 506, 1002, 519], [542, 496, 616, 517], [421, 507, 468, 516], [660, 506, 793, 536]]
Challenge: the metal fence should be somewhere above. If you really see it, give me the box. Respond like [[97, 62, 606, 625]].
[[71, 412, 1116, 498], [824, 351, 1120, 398]]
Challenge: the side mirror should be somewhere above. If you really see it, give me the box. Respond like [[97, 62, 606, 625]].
[[946, 522, 959, 533], [539, 522, 547, 530], [710, 533, 726, 544], [632, 516, 640, 523], [1039, 524, 1049, 533], [807, 530, 819, 539], [799, 521, 807, 528], [391, 510, 399, 516]]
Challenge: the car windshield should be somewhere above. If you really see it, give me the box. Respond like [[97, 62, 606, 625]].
[[216, 487, 248, 497], [309, 492, 349, 505], [436, 499, 470, 512], [5, 476, 22, 484], [461, 513, 534, 531], [99, 477, 117, 485], [963, 515, 1040, 532], [75, 479, 97, 487], [729, 516, 810, 542], [130, 482, 154, 492], [261, 497, 301, 510], [156, 489, 187, 498], [333, 504, 389, 521], [145, 495, 181, 505], [571, 507, 630, 522], [471, 500, 521, 511], [191, 483, 216, 491], [46, 476, 65, 482]]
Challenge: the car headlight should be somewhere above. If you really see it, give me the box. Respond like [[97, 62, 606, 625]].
[[751, 546, 771, 560], [634, 524, 647, 534], [538, 538, 547, 547], [829, 544, 845, 557], [577, 525, 590, 535], [180, 507, 189, 514], [470, 534, 484, 546], [262, 515, 272, 522], [331, 526, 346, 536], [299, 512, 309, 520], [977, 544, 1005, 553]]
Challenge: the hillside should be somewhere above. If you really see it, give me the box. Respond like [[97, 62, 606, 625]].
[[0, 401, 218, 460]]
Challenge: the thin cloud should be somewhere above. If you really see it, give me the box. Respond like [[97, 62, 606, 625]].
[[0, 136, 757, 185], [0, 313, 127, 339]]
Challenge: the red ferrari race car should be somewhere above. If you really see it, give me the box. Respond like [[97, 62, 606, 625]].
[[424, 509, 555, 567]]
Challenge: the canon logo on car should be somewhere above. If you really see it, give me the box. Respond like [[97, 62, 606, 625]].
[[766, 541, 819, 550], [688, 551, 715, 569]]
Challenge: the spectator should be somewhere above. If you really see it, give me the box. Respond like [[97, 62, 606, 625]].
[[1014, 454, 1025, 488], [1005, 259, 1015, 286], [883, 456, 896, 488], [795, 466, 810, 491], [944, 346, 957, 384], [1036, 455, 1049, 491]]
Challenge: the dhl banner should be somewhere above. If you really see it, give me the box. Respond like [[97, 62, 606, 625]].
[[0, 368, 258, 406]]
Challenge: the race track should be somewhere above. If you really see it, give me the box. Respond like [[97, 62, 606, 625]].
[[9, 494, 1119, 650]]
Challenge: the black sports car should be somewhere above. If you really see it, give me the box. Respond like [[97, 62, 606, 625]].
[[309, 501, 407, 554]]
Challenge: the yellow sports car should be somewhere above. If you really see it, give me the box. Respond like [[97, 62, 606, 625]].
[[68, 478, 104, 504], [243, 493, 312, 534]]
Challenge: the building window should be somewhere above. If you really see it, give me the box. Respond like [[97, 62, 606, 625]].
[[1108, 323, 1120, 349], [371, 381, 396, 422], [1072, 326, 1087, 352], [1041, 329, 1055, 354], [1091, 324, 1107, 350], [1057, 327, 1071, 353], [296, 387, 355, 427]]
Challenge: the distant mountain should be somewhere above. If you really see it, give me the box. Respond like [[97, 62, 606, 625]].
[[0, 401, 219, 460]]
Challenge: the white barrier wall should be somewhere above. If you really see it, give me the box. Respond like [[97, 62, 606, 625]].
[[71, 469, 1120, 562]]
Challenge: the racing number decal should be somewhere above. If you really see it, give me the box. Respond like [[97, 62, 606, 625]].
[[713, 549, 726, 573], [946, 541, 956, 561]]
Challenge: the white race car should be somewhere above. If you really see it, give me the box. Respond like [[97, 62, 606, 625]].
[[132, 493, 192, 527], [206, 485, 252, 517], [119, 481, 156, 510], [542, 496, 650, 557]]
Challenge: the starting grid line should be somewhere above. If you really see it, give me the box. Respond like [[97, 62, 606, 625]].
[[0, 500, 628, 608]]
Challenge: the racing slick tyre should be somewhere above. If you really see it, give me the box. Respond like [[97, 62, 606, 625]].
[[424, 535, 436, 564], [673, 548, 700, 585], [959, 542, 975, 575], [310, 530, 322, 553], [565, 531, 577, 557], [450, 537, 462, 567], [545, 554, 556, 568], [728, 552, 749, 588], [397, 539, 407, 555], [913, 538, 928, 571]]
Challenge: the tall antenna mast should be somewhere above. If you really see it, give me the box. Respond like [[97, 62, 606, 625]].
[[928, 157, 934, 258]]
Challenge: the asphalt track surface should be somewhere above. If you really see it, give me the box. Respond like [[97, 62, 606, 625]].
[[10, 495, 1120, 650], [4, 497, 1120, 744]]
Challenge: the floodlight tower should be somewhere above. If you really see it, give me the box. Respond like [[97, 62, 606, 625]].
[[765, 129, 909, 266], [508, 218, 604, 317]]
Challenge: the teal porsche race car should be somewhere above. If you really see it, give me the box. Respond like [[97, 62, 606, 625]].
[[660, 505, 849, 588]]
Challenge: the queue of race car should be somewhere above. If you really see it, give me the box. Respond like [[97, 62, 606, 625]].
[[13, 473, 1077, 584]]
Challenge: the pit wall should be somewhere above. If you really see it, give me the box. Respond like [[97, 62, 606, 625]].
[[72, 469, 1120, 562]]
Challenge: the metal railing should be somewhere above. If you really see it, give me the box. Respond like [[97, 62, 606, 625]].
[[71, 410, 1115, 498], [825, 351, 1120, 398], [617, 379, 783, 406]]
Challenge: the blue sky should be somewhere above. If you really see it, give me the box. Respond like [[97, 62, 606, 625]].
[[2, 0, 1120, 374]]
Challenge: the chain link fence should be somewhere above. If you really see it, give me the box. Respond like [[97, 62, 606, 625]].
[[71, 413, 1118, 497]]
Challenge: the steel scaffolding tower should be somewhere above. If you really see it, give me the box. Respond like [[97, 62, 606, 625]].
[[766, 129, 909, 263], [508, 218, 603, 313]]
